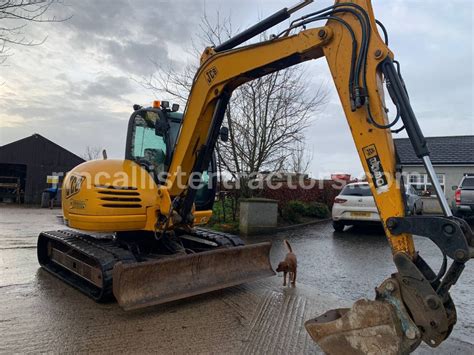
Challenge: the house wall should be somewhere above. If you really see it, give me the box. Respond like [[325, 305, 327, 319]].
[[401, 165, 474, 213]]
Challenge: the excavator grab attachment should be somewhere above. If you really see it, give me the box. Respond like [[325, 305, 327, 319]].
[[113, 242, 274, 310]]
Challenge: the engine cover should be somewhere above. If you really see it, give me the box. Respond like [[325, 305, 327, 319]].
[[62, 159, 159, 232]]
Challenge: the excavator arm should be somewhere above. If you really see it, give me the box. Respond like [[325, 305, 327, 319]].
[[159, 0, 473, 352]]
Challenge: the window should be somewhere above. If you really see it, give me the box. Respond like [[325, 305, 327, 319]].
[[341, 184, 373, 197], [131, 112, 168, 177], [407, 173, 445, 197], [461, 176, 474, 189]]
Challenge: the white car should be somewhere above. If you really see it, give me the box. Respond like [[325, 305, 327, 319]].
[[332, 182, 380, 232], [332, 182, 423, 232]]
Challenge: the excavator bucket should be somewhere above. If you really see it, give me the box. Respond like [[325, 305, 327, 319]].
[[113, 242, 274, 310], [305, 278, 422, 354], [305, 300, 410, 355]]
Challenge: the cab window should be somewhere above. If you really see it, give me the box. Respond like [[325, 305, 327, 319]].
[[131, 111, 168, 177]]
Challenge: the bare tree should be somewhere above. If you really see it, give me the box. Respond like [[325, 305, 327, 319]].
[[81, 146, 102, 161], [143, 12, 328, 196], [0, 0, 68, 64], [287, 141, 314, 175]]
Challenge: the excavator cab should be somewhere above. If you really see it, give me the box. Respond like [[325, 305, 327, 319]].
[[125, 103, 217, 211]]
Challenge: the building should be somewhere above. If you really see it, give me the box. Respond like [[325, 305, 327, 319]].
[[0, 134, 84, 204], [394, 135, 474, 213]]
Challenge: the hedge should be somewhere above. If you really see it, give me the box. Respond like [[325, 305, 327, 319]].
[[262, 179, 341, 210]]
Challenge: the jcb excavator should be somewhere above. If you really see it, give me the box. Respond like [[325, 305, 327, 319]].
[[38, 0, 473, 353]]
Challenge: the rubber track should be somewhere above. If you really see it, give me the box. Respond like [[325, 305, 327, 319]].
[[193, 228, 245, 247], [37, 230, 135, 302]]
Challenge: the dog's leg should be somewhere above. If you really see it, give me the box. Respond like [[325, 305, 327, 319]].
[[283, 271, 287, 286], [292, 270, 296, 287]]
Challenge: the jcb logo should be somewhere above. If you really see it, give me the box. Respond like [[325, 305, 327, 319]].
[[363, 145, 377, 159], [205, 66, 218, 84], [65, 174, 84, 199], [362, 144, 388, 190]]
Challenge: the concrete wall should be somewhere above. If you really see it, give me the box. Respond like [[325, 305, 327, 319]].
[[401, 165, 474, 213], [239, 198, 278, 236]]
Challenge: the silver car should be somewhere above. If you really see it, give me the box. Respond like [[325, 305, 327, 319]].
[[405, 185, 423, 215]]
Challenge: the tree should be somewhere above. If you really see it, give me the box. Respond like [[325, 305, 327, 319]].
[[0, 0, 68, 64], [143, 12, 328, 196], [81, 146, 102, 161], [287, 141, 314, 175]]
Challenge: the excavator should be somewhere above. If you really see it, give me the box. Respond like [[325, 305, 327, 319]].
[[37, 0, 473, 353]]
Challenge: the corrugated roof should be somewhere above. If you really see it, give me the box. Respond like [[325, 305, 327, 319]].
[[394, 135, 474, 165]]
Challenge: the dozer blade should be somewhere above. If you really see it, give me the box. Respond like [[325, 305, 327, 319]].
[[113, 242, 274, 310]]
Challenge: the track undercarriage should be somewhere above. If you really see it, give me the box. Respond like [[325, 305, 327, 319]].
[[37, 228, 273, 309]]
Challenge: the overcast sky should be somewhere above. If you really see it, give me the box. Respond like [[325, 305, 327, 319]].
[[0, 0, 472, 178]]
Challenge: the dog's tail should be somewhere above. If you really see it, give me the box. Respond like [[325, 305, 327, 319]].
[[284, 239, 293, 253]]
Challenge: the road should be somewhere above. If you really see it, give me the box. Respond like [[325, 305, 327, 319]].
[[0, 206, 472, 354], [260, 221, 474, 346]]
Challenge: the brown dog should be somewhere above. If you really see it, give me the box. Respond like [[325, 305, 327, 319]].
[[276, 240, 297, 287]]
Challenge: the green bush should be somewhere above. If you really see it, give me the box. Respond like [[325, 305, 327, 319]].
[[282, 200, 329, 223], [209, 197, 236, 225], [304, 202, 330, 218], [287, 200, 307, 215], [282, 204, 302, 223]]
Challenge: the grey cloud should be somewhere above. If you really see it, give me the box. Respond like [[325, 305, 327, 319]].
[[2, 98, 116, 125], [62, 0, 134, 38], [47, 74, 134, 101], [101, 39, 171, 75], [1, 94, 129, 158], [59, 0, 201, 75], [80, 75, 134, 99]]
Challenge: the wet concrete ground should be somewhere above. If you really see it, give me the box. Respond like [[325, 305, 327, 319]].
[[0, 206, 473, 354]]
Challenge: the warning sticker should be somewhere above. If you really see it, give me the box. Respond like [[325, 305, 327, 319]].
[[363, 144, 388, 190]]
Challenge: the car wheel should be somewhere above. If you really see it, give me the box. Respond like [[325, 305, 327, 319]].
[[333, 221, 345, 232]]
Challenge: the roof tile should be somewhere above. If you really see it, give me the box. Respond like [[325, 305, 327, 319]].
[[394, 135, 474, 165]]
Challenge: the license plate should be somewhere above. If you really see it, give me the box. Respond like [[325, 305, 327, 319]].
[[351, 212, 371, 217]]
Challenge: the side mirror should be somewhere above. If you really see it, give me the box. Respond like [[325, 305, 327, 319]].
[[220, 126, 229, 142]]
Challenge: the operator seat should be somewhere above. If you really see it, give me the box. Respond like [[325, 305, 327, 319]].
[[143, 148, 166, 182]]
